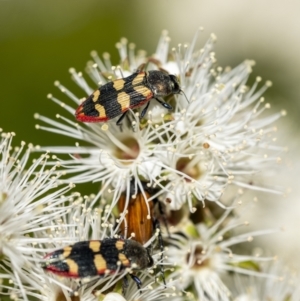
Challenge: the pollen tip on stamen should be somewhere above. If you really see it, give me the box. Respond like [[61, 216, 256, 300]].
[[90, 50, 97, 57], [35, 124, 40, 130], [103, 52, 110, 59], [265, 80, 273, 87], [69, 67, 76, 74], [120, 37, 128, 44], [47, 93, 52, 99], [101, 124, 109, 131], [129, 43, 135, 49], [210, 33, 217, 41], [54, 81, 60, 86], [246, 59, 256, 66], [281, 110, 287, 116], [34, 113, 40, 119]]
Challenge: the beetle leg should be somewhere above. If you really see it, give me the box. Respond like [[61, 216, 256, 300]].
[[153, 219, 166, 286], [122, 275, 129, 295], [130, 274, 142, 290], [116, 111, 129, 129], [140, 101, 150, 118], [157, 200, 170, 237], [155, 98, 173, 110]]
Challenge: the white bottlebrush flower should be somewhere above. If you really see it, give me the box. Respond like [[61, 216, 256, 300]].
[[33, 193, 118, 246], [34, 113, 168, 209], [0, 262, 102, 301], [0, 132, 74, 276], [0, 195, 154, 301], [103, 292, 126, 301], [34, 196, 131, 300], [165, 201, 278, 301], [122, 272, 183, 301], [231, 262, 300, 301], [34, 29, 283, 210]]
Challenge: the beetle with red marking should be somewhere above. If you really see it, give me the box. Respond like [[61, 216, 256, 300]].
[[75, 66, 182, 125], [42, 238, 153, 289]]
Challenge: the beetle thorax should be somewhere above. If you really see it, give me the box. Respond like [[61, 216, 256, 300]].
[[147, 70, 176, 97]]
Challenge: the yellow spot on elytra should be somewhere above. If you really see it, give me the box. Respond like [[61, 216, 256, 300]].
[[118, 253, 130, 267], [134, 85, 152, 98], [65, 258, 79, 275], [89, 241, 101, 252], [113, 79, 125, 91], [62, 246, 72, 258], [92, 90, 100, 102], [94, 254, 107, 273], [95, 103, 106, 117], [117, 92, 130, 111], [132, 73, 145, 86], [115, 240, 125, 251]]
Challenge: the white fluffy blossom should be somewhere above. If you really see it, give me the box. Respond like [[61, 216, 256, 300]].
[[232, 263, 300, 301], [165, 201, 278, 301], [0, 28, 287, 301], [34, 29, 284, 211], [0, 131, 74, 293], [0, 195, 149, 301]]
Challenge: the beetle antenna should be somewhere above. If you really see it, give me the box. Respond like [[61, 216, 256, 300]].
[[136, 63, 146, 72], [180, 90, 189, 103]]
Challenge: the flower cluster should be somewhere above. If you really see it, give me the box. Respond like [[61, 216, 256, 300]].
[[0, 29, 290, 301]]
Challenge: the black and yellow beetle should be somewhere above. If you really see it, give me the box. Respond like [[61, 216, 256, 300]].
[[42, 238, 153, 289], [75, 67, 181, 125]]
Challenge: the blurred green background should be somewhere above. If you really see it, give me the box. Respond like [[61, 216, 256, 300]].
[[1, 0, 299, 146]]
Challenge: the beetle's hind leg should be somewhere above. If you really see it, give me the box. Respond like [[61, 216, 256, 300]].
[[116, 111, 129, 131], [130, 274, 142, 290], [140, 101, 150, 119], [155, 98, 173, 110]]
